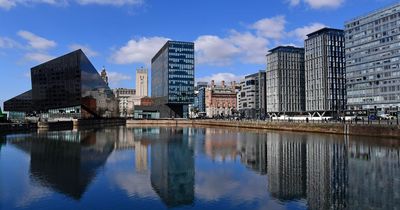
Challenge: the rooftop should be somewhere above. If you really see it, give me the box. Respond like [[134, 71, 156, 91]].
[[306, 27, 344, 38], [151, 40, 194, 63], [345, 2, 400, 24], [268, 46, 304, 54]]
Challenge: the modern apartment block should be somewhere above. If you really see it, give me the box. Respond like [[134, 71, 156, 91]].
[[136, 67, 148, 97], [238, 71, 266, 118], [266, 46, 305, 114], [345, 3, 400, 111], [305, 28, 346, 116], [151, 41, 195, 118]]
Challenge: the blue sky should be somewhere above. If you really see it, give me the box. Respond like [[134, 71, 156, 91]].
[[0, 0, 398, 104]]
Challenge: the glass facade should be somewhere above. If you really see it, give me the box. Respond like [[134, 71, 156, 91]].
[[266, 46, 305, 113], [305, 28, 346, 114], [151, 41, 195, 104], [196, 87, 206, 112], [5, 49, 118, 119], [345, 3, 400, 110], [4, 90, 33, 113]]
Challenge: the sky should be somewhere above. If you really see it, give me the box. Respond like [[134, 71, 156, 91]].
[[0, 0, 398, 104]]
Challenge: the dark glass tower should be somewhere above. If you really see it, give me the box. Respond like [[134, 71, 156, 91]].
[[151, 41, 195, 118]]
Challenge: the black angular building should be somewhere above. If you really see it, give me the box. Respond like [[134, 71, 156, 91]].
[[4, 49, 118, 119]]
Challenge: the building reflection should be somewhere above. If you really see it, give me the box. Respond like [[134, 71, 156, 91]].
[[204, 128, 239, 162], [267, 133, 307, 201], [0, 137, 4, 153], [348, 137, 400, 210], [4, 126, 400, 209], [228, 130, 400, 210], [305, 136, 348, 210], [236, 132, 267, 174], [150, 127, 195, 207], [134, 141, 148, 172], [8, 130, 115, 200]]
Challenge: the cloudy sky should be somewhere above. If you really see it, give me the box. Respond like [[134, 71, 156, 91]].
[[0, 0, 397, 103]]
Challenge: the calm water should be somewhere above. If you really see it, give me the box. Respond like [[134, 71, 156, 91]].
[[1, 126, 400, 210]]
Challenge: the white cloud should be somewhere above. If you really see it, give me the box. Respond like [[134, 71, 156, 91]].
[[0, 0, 67, 10], [289, 0, 300, 6], [0, 0, 16, 10], [289, 0, 345, 9], [24, 52, 54, 63], [195, 35, 240, 66], [112, 172, 156, 198], [18, 30, 56, 50], [0, 37, 20, 48], [24, 71, 31, 78], [69, 44, 99, 57], [197, 73, 244, 83], [76, 0, 142, 6], [228, 31, 268, 64], [195, 31, 268, 66], [107, 71, 132, 85], [110, 36, 169, 65], [289, 22, 326, 41], [251, 16, 286, 40], [306, 0, 344, 9], [0, 0, 141, 9]]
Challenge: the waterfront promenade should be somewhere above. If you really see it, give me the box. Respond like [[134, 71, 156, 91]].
[[127, 119, 400, 139], [2, 118, 400, 139]]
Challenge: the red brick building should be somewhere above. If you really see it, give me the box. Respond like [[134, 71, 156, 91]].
[[205, 80, 237, 117]]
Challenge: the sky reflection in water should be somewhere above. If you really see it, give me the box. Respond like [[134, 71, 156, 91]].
[[0, 126, 399, 210]]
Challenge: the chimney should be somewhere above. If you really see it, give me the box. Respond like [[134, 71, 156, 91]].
[[221, 80, 226, 88], [231, 81, 236, 91], [211, 80, 215, 87]]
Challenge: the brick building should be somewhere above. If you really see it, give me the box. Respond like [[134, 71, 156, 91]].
[[205, 80, 237, 117]]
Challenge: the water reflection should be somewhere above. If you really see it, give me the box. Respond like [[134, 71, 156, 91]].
[[150, 128, 195, 207], [8, 130, 116, 199], [1, 126, 400, 210]]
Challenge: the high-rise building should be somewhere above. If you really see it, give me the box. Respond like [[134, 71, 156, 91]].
[[266, 46, 305, 114], [136, 67, 148, 97], [195, 82, 208, 91], [194, 82, 208, 113], [345, 3, 400, 111], [4, 50, 118, 119], [238, 71, 266, 118], [305, 28, 346, 116], [151, 41, 195, 118]]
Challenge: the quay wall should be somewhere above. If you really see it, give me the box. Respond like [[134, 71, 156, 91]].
[[0, 123, 37, 133], [127, 119, 400, 139]]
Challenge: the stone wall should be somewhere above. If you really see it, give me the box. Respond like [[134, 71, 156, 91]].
[[126, 119, 400, 139]]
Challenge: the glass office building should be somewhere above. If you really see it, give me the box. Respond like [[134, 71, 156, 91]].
[[266, 46, 305, 114], [151, 41, 195, 118], [305, 28, 346, 115], [4, 49, 118, 119], [345, 3, 400, 111]]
